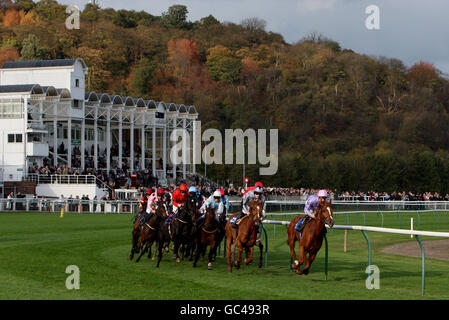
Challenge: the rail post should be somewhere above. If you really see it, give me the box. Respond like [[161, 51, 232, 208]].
[[414, 235, 425, 296], [361, 230, 372, 267], [324, 234, 328, 280], [262, 223, 268, 267]]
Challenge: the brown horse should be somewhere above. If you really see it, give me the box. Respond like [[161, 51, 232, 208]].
[[287, 201, 334, 275], [225, 199, 264, 273], [132, 203, 168, 263], [193, 207, 219, 270], [129, 211, 145, 260]]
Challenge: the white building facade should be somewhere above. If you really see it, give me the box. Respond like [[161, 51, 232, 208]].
[[0, 59, 198, 186]]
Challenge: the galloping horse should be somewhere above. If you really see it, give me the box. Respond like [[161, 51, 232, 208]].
[[210, 205, 227, 262], [193, 207, 219, 270], [133, 203, 168, 263], [287, 201, 334, 275], [156, 204, 193, 267], [225, 199, 264, 273], [183, 195, 201, 260]]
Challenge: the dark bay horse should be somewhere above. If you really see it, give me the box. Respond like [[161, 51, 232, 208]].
[[193, 207, 219, 270], [287, 201, 334, 275], [133, 203, 168, 263], [183, 195, 201, 260], [225, 199, 264, 273], [130, 210, 146, 259], [156, 204, 193, 267]]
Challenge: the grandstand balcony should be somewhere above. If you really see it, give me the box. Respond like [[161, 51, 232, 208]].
[[26, 142, 49, 157]]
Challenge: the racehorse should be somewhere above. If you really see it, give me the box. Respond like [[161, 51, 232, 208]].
[[156, 204, 193, 267], [193, 207, 219, 270], [129, 210, 146, 260], [210, 207, 227, 262], [287, 200, 334, 275], [133, 203, 168, 263], [183, 195, 201, 260], [225, 199, 264, 273]]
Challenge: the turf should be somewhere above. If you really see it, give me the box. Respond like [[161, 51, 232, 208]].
[[0, 211, 448, 300]]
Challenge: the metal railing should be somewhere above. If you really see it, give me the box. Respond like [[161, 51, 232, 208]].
[[24, 174, 97, 184], [0, 198, 141, 214]]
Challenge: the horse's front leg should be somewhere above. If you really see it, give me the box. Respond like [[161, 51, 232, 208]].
[[156, 239, 164, 268], [244, 246, 254, 265], [172, 236, 182, 263], [302, 252, 317, 275], [288, 231, 299, 269], [207, 238, 216, 270], [295, 245, 306, 275], [226, 233, 233, 273], [136, 241, 148, 263], [193, 240, 202, 268], [234, 240, 243, 269]]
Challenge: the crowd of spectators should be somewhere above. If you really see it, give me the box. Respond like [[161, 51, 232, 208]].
[[23, 164, 449, 202]]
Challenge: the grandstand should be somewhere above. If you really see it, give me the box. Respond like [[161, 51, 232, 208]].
[[0, 58, 198, 198]]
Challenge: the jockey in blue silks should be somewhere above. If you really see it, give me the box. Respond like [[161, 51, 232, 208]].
[[295, 189, 328, 233], [198, 190, 223, 224]]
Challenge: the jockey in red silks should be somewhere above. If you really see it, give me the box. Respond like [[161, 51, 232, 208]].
[[295, 189, 328, 233], [168, 183, 188, 222]]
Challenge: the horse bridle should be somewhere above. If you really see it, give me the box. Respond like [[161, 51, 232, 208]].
[[202, 209, 218, 234], [317, 205, 334, 227]]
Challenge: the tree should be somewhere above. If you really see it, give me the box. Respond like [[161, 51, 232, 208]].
[[240, 17, 266, 32], [160, 5, 190, 29], [407, 60, 439, 87], [206, 45, 241, 84], [0, 46, 20, 67], [33, 0, 66, 21], [20, 34, 51, 60], [130, 57, 157, 97], [199, 15, 219, 26], [15, 0, 36, 12]]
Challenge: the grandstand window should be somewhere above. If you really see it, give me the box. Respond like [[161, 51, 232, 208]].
[[0, 99, 23, 118], [7, 133, 22, 143], [71, 128, 81, 140], [72, 99, 81, 108], [85, 128, 94, 141]]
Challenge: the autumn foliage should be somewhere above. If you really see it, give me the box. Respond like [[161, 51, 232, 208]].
[[0, 2, 449, 190]]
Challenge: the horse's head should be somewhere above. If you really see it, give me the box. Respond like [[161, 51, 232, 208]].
[[204, 207, 217, 227], [317, 200, 334, 228], [186, 196, 200, 223], [155, 201, 168, 217], [249, 199, 264, 223], [177, 204, 190, 221]]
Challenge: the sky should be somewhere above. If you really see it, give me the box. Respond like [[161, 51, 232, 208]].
[[57, 0, 449, 75]]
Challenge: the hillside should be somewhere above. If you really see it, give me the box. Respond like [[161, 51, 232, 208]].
[[2, 1, 449, 192]]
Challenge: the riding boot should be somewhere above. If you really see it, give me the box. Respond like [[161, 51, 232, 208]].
[[295, 216, 311, 233], [232, 212, 245, 229]]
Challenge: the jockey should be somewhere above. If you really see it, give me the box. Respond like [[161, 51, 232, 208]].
[[233, 185, 266, 228], [220, 188, 230, 216], [140, 188, 166, 225], [134, 188, 153, 224], [242, 185, 266, 216], [188, 186, 200, 202], [295, 189, 328, 233], [139, 188, 153, 212], [198, 190, 223, 223], [167, 183, 188, 223]]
